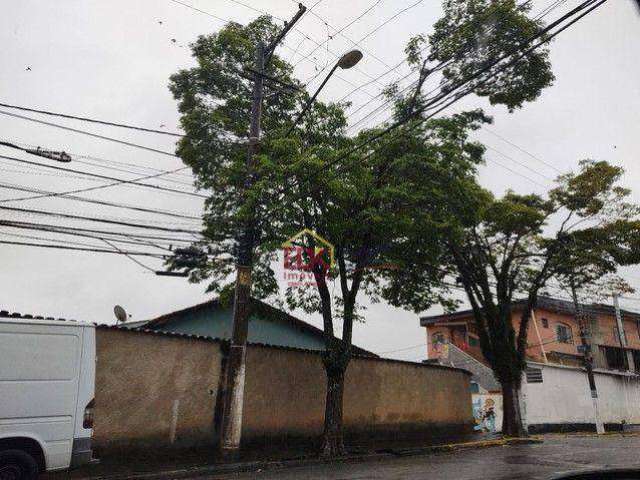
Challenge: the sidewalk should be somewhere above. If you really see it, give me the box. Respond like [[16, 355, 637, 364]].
[[44, 433, 532, 480]]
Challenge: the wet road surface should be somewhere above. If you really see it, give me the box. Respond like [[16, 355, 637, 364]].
[[193, 435, 640, 480]]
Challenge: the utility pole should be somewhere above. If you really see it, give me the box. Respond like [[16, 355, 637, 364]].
[[219, 4, 306, 459], [570, 281, 605, 434], [613, 294, 634, 372]]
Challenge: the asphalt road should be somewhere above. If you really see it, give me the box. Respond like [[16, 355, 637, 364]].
[[195, 435, 640, 480]]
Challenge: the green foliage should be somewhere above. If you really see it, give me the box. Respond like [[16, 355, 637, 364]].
[[392, 160, 640, 390], [167, 16, 303, 297], [272, 105, 491, 325], [426, 0, 555, 110]]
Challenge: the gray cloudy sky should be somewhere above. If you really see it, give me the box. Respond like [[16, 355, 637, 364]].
[[0, 0, 638, 361]]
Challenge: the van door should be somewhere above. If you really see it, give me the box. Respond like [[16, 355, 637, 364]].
[[0, 321, 81, 471]]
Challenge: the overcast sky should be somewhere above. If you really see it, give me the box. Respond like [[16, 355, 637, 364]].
[[0, 0, 638, 361]]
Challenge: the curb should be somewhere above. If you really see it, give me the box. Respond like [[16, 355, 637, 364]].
[[67, 437, 543, 480]]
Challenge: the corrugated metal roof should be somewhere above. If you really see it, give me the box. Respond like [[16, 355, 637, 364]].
[[143, 297, 377, 357]]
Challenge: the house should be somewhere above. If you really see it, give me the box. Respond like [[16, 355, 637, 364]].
[[420, 296, 640, 372], [128, 298, 375, 356]]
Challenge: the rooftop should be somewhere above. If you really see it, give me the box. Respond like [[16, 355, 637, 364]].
[[420, 295, 640, 326]]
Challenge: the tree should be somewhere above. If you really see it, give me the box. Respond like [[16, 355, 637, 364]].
[[271, 106, 490, 455], [427, 0, 554, 111], [168, 0, 560, 453], [386, 160, 640, 436], [168, 16, 302, 297]]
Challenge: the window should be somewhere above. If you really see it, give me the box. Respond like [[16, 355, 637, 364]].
[[556, 323, 573, 344], [526, 367, 543, 383], [633, 350, 640, 373], [470, 382, 480, 394], [602, 346, 627, 371], [541, 317, 549, 328]]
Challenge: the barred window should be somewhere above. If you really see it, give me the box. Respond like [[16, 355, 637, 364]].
[[556, 323, 573, 344]]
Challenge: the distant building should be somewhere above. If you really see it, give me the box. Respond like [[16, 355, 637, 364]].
[[420, 296, 640, 372], [130, 298, 375, 356]]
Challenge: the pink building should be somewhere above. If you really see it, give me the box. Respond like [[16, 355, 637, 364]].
[[420, 296, 640, 372]]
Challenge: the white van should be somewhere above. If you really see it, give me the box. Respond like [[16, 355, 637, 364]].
[[0, 317, 95, 479]]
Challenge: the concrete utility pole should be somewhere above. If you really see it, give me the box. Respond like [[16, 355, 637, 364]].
[[613, 294, 635, 372], [219, 4, 306, 459], [570, 281, 605, 434]]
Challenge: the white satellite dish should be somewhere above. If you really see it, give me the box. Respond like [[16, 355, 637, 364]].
[[113, 305, 128, 323]]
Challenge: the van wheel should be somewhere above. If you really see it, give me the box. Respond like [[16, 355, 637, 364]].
[[0, 450, 39, 480]]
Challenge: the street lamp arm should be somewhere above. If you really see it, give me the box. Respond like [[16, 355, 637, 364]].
[[284, 50, 363, 137]]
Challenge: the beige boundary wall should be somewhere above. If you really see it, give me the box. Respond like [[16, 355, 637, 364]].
[[94, 327, 473, 452]]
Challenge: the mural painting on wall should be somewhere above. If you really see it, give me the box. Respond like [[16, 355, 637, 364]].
[[472, 397, 497, 432]]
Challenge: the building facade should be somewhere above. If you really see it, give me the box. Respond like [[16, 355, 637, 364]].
[[420, 296, 640, 373]]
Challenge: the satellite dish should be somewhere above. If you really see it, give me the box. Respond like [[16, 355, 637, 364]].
[[113, 305, 128, 323]]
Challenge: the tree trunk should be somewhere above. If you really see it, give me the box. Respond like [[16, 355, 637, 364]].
[[501, 379, 527, 437], [320, 351, 348, 457]]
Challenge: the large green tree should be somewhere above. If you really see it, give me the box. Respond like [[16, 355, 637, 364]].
[[385, 161, 640, 436], [270, 106, 489, 455], [168, 16, 301, 297], [169, 0, 561, 453]]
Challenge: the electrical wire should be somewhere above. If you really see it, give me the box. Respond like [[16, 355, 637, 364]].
[[342, 0, 566, 133], [0, 205, 204, 235], [1, 138, 196, 181], [0, 102, 184, 137], [0, 182, 202, 220], [361, 0, 604, 180], [0, 239, 168, 258], [0, 164, 193, 204], [0, 153, 207, 199], [0, 109, 179, 158], [0, 220, 196, 244], [281, 0, 605, 199]]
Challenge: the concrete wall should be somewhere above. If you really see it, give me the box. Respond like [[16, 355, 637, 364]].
[[243, 345, 473, 445], [523, 362, 640, 431], [94, 327, 473, 452], [94, 328, 223, 451]]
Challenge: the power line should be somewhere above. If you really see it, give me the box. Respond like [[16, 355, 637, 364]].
[[0, 239, 168, 258], [481, 127, 565, 174], [0, 182, 201, 220], [342, 0, 565, 133], [0, 153, 207, 199], [0, 163, 192, 204], [0, 223, 174, 251], [0, 205, 204, 235], [291, 0, 606, 195], [0, 102, 184, 137], [168, 0, 230, 24], [300, 0, 425, 92], [293, 0, 386, 70], [376, 343, 426, 355], [0, 230, 134, 251], [0, 220, 196, 244], [101, 238, 159, 272], [0, 109, 180, 158], [1, 138, 195, 181]]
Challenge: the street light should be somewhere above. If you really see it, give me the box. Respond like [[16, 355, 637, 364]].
[[286, 49, 363, 135]]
